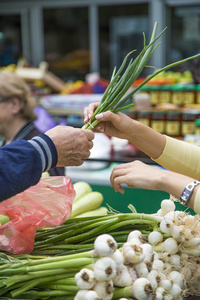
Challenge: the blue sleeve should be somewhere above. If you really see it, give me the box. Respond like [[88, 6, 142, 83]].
[[0, 133, 58, 202]]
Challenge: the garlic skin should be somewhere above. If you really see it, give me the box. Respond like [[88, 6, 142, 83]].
[[152, 259, 165, 273], [127, 230, 147, 244], [134, 261, 150, 278], [110, 249, 124, 268], [122, 242, 145, 264], [93, 280, 113, 300], [167, 270, 185, 289], [83, 290, 100, 300], [154, 238, 179, 255], [132, 277, 155, 300], [113, 265, 133, 287], [160, 199, 175, 215], [141, 243, 153, 262], [168, 283, 182, 297], [159, 279, 173, 291], [75, 268, 96, 289], [93, 257, 116, 281], [147, 270, 160, 289], [74, 290, 89, 300], [94, 234, 117, 257], [160, 218, 173, 234], [155, 291, 163, 300], [148, 231, 163, 246]]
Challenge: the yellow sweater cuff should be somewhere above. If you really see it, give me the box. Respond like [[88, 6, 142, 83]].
[[194, 189, 200, 214]]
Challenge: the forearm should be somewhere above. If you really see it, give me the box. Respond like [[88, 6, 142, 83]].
[[154, 136, 200, 179], [155, 169, 198, 212], [127, 120, 166, 159], [0, 133, 57, 201]]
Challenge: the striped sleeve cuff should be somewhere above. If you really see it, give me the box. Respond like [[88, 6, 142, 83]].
[[28, 133, 58, 172]]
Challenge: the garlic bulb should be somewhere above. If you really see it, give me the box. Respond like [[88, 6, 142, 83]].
[[122, 242, 144, 264], [75, 268, 96, 289], [93, 257, 116, 281], [93, 280, 113, 300], [94, 234, 117, 257], [132, 277, 155, 300]]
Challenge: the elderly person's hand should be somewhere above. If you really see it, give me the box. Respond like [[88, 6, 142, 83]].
[[45, 125, 94, 166]]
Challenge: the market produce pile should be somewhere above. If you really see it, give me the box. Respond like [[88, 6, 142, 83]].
[[0, 190, 200, 299]]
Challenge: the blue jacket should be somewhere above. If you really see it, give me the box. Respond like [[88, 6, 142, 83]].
[[0, 133, 57, 201]]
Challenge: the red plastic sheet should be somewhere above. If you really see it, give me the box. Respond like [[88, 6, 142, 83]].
[[0, 176, 75, 254]]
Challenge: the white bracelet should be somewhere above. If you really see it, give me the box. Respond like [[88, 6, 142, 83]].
[[180, 180, 200, 206]]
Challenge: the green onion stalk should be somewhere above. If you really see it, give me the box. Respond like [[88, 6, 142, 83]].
[[83, 21, 200, 130], [31, 212, 162, 255], [0, 251, 94, 297]]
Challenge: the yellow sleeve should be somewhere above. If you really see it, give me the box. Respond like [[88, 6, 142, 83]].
[[153, 136, 200, 179], [194, 188, 200, 214]]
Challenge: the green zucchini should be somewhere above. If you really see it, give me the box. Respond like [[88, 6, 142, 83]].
[[73, 181, 92, 203], [71, 191, 103, 218], [74, 206, 108, 218]]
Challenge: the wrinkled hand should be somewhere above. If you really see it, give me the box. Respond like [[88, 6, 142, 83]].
[[84, 102, 134, 140], [45, 125, 94, 166], [110, 160, 164, 194]]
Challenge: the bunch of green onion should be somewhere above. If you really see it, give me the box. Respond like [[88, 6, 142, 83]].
[[1, 199, 200, 299], [83, 21, 200, 130], [32, 210, 161, 256]]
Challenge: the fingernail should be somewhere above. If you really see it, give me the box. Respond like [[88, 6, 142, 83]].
[[96, 113, 104, 120], [88, 113, 92, 119]]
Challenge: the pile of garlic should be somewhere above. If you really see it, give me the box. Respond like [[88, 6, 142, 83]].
[[74, 199, 200, 300]]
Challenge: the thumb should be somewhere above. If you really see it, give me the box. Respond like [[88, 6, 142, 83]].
[[96, 111, 119, 123]]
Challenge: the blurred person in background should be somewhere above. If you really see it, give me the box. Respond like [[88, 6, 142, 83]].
[[0, 71, 65, 176]]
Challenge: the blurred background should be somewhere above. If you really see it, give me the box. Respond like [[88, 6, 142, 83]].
[[0, 0, 199, 81]]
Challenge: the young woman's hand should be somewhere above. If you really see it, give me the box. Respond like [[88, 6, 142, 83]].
[[84, 102, 135, 140]]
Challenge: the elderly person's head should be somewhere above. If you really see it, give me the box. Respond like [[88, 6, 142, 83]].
[[0, 71, 37, 122]]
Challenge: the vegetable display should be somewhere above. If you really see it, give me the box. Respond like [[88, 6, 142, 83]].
[[0, 198, 200, 299], [83, 21, 200, 130]]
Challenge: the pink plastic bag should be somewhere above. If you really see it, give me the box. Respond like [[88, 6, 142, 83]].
[[0, 176, 75, 254]]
